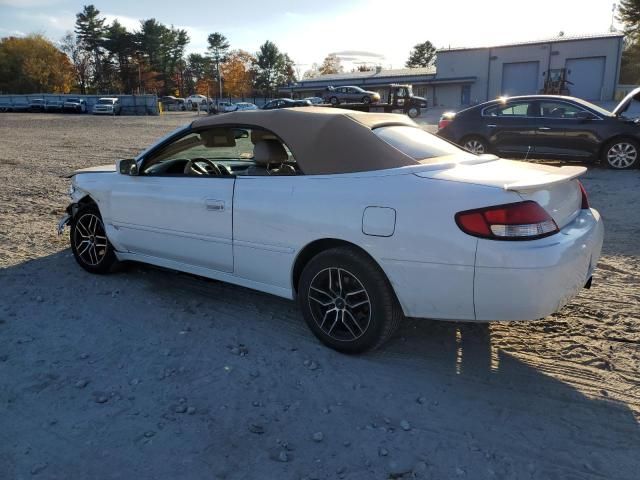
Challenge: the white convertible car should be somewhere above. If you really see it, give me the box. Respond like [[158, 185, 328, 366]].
[[59, 107, 604, 352]]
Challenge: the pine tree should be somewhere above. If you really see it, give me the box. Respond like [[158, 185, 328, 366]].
[[405, 41, 436, 68]]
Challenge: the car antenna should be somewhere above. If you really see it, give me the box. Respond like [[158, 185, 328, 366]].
[[523, 145, 531, 162]]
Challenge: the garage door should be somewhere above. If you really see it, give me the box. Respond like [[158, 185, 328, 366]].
[[501, 62, 540, 96], [566, 57, 605, 100]]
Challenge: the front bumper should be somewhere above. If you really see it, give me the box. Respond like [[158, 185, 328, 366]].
[[57, 213, 71, 235], [474, 208, 604, 321]]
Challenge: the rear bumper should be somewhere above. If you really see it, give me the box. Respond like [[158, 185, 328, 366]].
[[473, 208, 604, 321]]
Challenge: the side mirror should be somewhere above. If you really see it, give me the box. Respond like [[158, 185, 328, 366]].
[[117, 158, 138, 176]]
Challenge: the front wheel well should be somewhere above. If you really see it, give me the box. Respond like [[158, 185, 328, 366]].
[[292, 239, 387, 296], [66, 194, 98, 217], [598, 135, 640, 162]]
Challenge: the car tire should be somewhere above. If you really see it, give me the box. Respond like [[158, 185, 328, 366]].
[[461, 135, 488, 155], [362, 96, 371, 104], [408, 107, 420, 118], [329, 97, 339, 105], [70, 203, 117, 274], [298, 247, 402, 353], [603, 138, 639, 170]]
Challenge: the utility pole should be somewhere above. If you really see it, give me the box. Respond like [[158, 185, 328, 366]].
[[217, 60, 223, 103]]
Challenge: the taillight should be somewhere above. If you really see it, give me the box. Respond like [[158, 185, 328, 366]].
[[438, 118, 452, 130], [577, 180, 589, 209], [455, 201, 559, 240]]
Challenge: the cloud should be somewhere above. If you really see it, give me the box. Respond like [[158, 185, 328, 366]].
[[103, 13, 140, 32], [0, 0, 61, 6], [177, 25, 210, 54], [331, 50, 386, 60], [0, 26, 26, 36]]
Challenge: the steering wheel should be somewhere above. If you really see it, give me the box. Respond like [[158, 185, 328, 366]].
[[184, 158, 222, 176]]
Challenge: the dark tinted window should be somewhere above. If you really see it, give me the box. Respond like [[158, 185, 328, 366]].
[[484, 101, 533, 117], [539, 101, 585, 119]]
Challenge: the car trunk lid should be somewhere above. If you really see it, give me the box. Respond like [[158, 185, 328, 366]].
[[414, 157, 585, 228]]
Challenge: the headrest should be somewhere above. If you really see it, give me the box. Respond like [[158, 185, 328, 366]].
[[251, 129, 279, 144], [200, 128, 236, 148], [253, 139, 287, 165]]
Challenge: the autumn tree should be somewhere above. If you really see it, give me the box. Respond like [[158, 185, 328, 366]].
[[303, 63, 320, 79], [221, 49, 255, 98], [60, 32, 92, 93], [405, 40, 436, 68], [0, 35, 75, 93], [318, 53, 343, 75]]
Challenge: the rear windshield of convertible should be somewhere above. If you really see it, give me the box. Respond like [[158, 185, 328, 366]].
[[373, 125, 461, 162]]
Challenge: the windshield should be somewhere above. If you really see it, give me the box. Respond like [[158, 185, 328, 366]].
[[374, 126, 463, 162], [97, 99, 114, 105]]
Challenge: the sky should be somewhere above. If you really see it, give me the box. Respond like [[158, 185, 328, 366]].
[[0, 0, 623, 72]]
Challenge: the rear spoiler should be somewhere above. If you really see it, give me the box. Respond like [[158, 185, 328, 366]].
[[504, 165, 586, 191]]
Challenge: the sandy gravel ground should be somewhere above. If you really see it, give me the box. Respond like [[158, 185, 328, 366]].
[[1, 112, 639, 480]]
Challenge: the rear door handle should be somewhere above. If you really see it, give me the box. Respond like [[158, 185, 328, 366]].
[[538, 126, 551, 131], [486, 124, 497, 128], [205, 199, 225, 211]]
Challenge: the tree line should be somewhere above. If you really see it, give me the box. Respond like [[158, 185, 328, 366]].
[[0, 4, 296, 97], [619, 0, 640, 84]]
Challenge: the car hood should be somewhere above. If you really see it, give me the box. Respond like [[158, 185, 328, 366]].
[[612, 86, 640, 117], [64, 164, 116, 178]]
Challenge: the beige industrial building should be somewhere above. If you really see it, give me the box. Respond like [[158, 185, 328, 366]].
[[283, 32, 624, 108]]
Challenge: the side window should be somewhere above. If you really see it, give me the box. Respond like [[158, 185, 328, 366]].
[[141, 127, 299, 177], [539, 101, 585, 119], [484, 102, 533, 117]]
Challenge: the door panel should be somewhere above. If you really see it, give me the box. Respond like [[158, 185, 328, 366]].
[[484, 101, 537, 155], [535, 100, 600, 157], [109, 176, 235, 272]]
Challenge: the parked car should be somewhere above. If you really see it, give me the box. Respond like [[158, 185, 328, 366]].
[[58, 108, 603, 353], [185, 94, 208, 110], [28, 99, 46, 112], [217, 101, 237, 112], [262, 98, 311, 110], [45, 99, 64, 112], [324, 86, 381, 105], [234, 102, 258, 111], [304, 97, 324, 105], [437, 89, 640, 169], [63, 98, 88, 113], [161, 96, 186, 111], [93, 97, 122, 115]]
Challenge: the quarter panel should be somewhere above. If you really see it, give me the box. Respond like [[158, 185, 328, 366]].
[[233, 172, 501, 319]]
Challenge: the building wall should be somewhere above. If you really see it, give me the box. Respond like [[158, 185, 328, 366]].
[[437, 36, 623, 103], [434, 50, 490, 105]]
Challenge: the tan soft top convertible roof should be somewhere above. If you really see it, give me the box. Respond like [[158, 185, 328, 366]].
[[191, 106, 420, 174]]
